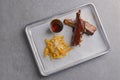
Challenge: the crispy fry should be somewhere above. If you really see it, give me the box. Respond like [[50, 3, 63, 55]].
[[44, 48, 49, 57]]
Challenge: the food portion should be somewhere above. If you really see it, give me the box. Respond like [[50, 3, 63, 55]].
[[64, 10, 97, 46], [44, 35, 72, 60], [64, 19, 96, 35], [84, 21, 96, 35], [64, 19, 75, 27], [50, 19, 63, 33], [71, 10, 83, 46]]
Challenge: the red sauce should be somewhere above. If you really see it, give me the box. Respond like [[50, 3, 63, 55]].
[[51, 23, 63, 32], [51, 19, 63, 33]]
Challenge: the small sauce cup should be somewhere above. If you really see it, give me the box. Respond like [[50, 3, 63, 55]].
[[50, 19, 63, 33]]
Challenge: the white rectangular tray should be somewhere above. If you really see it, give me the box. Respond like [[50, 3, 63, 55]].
[[25, 3, 110, 76]]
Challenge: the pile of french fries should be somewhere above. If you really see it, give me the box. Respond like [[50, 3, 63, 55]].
[[44, 35, 72, 60]]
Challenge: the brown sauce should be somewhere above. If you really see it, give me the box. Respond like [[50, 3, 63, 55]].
[[51, 19, 63, 33]]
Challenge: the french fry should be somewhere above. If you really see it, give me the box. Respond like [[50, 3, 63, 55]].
[[44, 48, 49, 57]]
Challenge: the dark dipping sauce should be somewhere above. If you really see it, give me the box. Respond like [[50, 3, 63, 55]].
[[51, 19, 63, 33]]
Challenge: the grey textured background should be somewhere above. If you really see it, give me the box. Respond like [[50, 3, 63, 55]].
[[0, 0, 120, 80]]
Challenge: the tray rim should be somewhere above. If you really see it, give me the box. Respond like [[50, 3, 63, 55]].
[[25, 3, 111, 76]]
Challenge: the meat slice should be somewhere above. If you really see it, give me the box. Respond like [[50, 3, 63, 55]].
[[71, 10, 83, 46], [64, 19, 75, 27], [84, 21, 96, 35]]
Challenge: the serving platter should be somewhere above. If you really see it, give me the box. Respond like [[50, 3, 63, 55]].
[[25, 3, 110, 76]]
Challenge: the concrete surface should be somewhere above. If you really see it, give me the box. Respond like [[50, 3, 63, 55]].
[[0, 0, 120, 80]]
